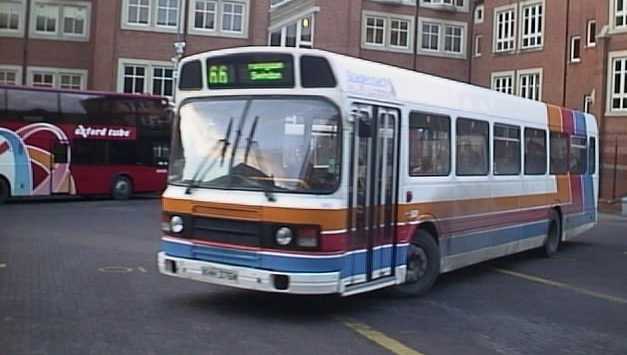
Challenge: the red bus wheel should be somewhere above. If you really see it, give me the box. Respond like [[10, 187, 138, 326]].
[[112, 176, 132, 200]]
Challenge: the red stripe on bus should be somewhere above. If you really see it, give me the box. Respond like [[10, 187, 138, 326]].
[[0, 142, 8, 155]]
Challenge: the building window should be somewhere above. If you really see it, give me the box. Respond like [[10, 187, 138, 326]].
[[119, 60, 174, 98], [32, 72, 55, 88], [584, 95, 593, 113], [390, 19, 410, 48], [157, 0, 179, 27], [270, 0, 292, 7], [59, 73, 83, 90], [610, 56, 627, 111], [421, 0, 465, 9], [0, 1, 21, 33], [494, 7, 516, 52], [491, 72, 514, 95], [520, 2, 543, 49], [444, 24, 463, 54], [421, 22, 440, 51], [615, 0, 627, 28], [62, 6, 86, 35], [0, 68, 19, 85], [193, 0, 216, 30], [587, 20, 596, 47], [31, 1, 90, 40], [122, 65, 146, 94], [474, 5, 484, 24], [152, 66, 174, 96], [474, 35, 482, 57], [365, 16, 385, 46], [571, 36, 581, 63], [518, 70, 542, 101], [34, 3, 57, 33], [128, 0, 150, 25], [221, 1, 244, 33], [269, 15, 314, 48]]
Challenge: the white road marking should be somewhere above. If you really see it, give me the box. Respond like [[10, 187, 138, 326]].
[[137, 267, 147, 273], [0, 264, 6, 269], [98, 266, 133, 273]]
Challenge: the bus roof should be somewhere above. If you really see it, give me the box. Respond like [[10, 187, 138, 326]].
[[178, 46, 596, 131], [0, 84, 169, 104]]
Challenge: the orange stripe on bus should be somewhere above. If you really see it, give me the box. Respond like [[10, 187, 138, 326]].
[[162, 198, 348, 230], [547, 104, 563, 130]]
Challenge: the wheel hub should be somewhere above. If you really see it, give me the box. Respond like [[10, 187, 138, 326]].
[[406, 245, 428, 283]]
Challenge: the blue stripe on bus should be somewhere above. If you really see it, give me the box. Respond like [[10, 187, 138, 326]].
[[442, 220, 550, 257]]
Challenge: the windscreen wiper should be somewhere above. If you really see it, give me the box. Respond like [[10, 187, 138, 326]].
[[184, 117, 233, 195], [243, 116, 276, 202]]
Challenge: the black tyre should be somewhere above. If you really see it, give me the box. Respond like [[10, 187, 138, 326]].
[[542, 209, 562, 257], [112, 176, 132, 200], [393, 229, 441, 297], [0, 178, 9, 204]]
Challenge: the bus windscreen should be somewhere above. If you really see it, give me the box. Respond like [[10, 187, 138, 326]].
[[206, 53, 294, 89]]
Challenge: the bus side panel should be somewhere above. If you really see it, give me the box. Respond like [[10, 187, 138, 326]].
[[71, 165, 166, 195]]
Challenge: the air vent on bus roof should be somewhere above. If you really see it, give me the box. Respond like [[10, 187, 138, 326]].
[[179, 60, 203, 90], [300, 56, 336, 88]]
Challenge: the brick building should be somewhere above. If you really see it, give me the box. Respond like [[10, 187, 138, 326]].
[[0, 0, 625, 206]]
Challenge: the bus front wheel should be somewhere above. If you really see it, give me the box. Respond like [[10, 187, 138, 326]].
[[0, 178, 10, 204], [112, 176, 132, 200], [394, 230, 440, 297]]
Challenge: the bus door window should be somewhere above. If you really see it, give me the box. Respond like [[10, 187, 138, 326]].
[[52, 141, 69, 164]]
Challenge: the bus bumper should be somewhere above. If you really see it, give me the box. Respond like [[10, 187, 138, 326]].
[[158, 252, 341, 294]]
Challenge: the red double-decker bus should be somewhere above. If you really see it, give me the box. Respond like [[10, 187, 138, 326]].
[[0, 85, 172, 203]]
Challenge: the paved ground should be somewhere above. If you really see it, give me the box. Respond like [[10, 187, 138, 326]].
[[1, 198, 626, 355]]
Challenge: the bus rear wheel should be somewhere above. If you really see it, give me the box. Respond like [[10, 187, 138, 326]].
[[112, 176, 132, 200], [0, 178, 10, 204], [394, 230, 440, 297], [542, 209, 561, 257]]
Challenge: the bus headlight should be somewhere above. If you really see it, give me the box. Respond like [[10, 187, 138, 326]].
[[170, 216, 184, 234], [275, 227, 293, 246]]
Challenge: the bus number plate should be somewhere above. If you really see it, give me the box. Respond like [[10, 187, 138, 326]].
[[201, 266, 238, 282]]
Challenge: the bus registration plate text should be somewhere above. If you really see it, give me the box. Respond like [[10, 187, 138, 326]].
[[201, 266, 238, 282]]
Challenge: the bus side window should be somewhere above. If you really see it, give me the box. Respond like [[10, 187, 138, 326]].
[[7, 89, 60, 123], [589, 137, 596, 175], [524, 128, 547, 175], [0, 88, 6, 120], [569, 136, 587, 175], [549, 132, 569, 175], [456, 117, 490, 176], [493, 123, 521, 175], [408, 111, 451, 176]]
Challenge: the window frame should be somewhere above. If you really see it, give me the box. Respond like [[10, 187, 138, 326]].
[[361, 11, 414, 54], [587, 20, 597, 47], [570, 35, 582, 63], [474, 34, 482, 57], [30, 0, 91, 41], [0, 65, 23, 85], [524, 127, 547, 175], [493, 4, 517, 53], [474, 4, 484, 24], [519, 0, 544, 50], [420, 0, 469, 13], [408, 111, 452, 177], [606, 50, 627, 115], [26, 66, 87, 90], [418, 17, 467, 58], [186, 0, 249, 38], [491, 71, 515, 95], [456, 117, 491, 177], [268, 13, 315, 48], [155, 0, 179, 28], [117, 58, 174, 99], [493, 123, 522, 176], [220, 1, 245, 34], [0, 0, 26, 37], [612, 0, 627, 31], [192, 0, 217, 32], [517, 68, 543, 101]]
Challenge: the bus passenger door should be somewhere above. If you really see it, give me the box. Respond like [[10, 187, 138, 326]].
[[348, 104, 400, 285], [50, 140, 71, 194]]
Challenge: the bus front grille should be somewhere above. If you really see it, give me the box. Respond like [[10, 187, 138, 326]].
[[191, 217, 262, 247]]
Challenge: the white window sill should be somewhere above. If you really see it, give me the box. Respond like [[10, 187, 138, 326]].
[[29, 31, 89, 42], [0, 29, 24, 38], [418, 49, 466, 59]]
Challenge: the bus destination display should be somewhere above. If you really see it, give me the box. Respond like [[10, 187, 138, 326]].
[[206, 54, 294, 89]]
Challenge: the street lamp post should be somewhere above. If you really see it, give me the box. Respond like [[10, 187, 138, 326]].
[[171, 41, 186, 104]]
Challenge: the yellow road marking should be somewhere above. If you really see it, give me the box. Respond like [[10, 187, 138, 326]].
[[342, 319, 425, 355], [493, 268, 627, 305]]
